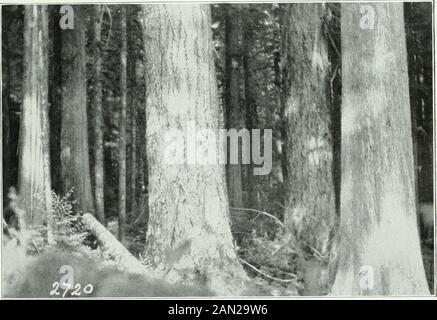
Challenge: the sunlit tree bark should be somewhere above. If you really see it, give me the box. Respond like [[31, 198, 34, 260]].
[[332, 3, 429, 295], [142, 4, 248, 295], [18, 5, 52, 228]]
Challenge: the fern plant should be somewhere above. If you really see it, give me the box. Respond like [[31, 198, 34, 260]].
[[30, 188, 88, 252]]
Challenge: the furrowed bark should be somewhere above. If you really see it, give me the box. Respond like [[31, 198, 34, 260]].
[[118, 7, 127, 243], [93, 4, 106, 224], [19, 5, 52, 228], [332, 3, 429, 295], [141, 4, 249, 295], [282, 3, 335, 295], [61, 5, 94, 214]]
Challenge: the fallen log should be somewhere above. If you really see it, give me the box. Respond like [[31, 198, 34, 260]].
[[80, 213, 151, 275]]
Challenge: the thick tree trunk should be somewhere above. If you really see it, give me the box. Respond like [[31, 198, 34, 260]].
[[332, 3, 429, 295], [118, 7, 127, 243], [224, 5, 244, 211], [282, 3, 335, 295], [61, 5, 94, 214], [18, 5, 52, 228], [141, 4, 248, 295], [93, 5, 106, 224]]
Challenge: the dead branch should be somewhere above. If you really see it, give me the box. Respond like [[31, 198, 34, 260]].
[[239, 258, 298, 284], [80, 213, 151, 275], [230, 207, 285, 228]]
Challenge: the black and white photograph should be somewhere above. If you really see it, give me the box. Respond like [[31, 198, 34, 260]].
[[1, 1, 435, 300]]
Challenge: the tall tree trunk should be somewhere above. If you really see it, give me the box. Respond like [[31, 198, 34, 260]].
[[61, 5, 94, 214], [136, 11, 149, 225], [2, 12, 12, 192], [127, 9, 137, 217], [137, 99, 149, 227], [242, 7, 259, 210], [224, 5, 244, 211], [48, 5, 63, 195], [141, 4, 248, 295], [275, 4, 289, 188], [92, 5, 106, 224], [129, 91, 137, 216], [118, 7, 127, 243], [282, 3, 335, 295], [332, 3, 429, 295], [19, 5, 52, 229]]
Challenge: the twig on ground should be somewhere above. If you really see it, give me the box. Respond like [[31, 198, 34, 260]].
[[231, 207, 285, 228], [302, 241, 325, 261], [239, 258, 297, 284]]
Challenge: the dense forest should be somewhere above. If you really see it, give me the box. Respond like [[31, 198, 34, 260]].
[[1, 2, 434, 297]]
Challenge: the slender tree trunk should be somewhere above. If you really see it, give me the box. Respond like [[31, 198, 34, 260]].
[[224, 5, 244, 211], [127, 10, 137, 217], [2, 15, 12, 192], [141, 4, 248, 295], [118, 7, 127, 243], [137, 74, 149, 227], [282, 3, 335, 295], [332, 3, 429, 295], [19, 5, 52, 229], [242, 7, 259, 210], [137, 104, 149, 227], [136, 11, 149, 225], [48, 6, 62, 195], [275, 4, 289, 189], [129, 96, 137, 216], [92, 5, 106, 224], [61, 5, 94, 214]]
